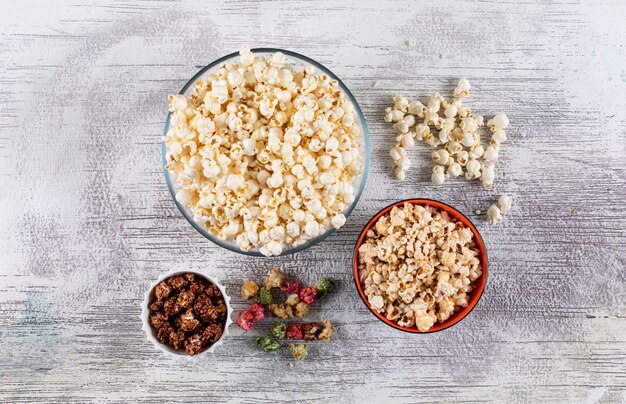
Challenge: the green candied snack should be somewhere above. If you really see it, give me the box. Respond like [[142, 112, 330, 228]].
[[255, 287, 273, 305], [315, 278, 334, 295], [256, 336, 280, 352], [287, 343, 308, 361], [269, 323, 286, 339]]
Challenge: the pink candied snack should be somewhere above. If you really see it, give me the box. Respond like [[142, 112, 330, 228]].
[[249, 302, 265, 322], [236, 311, 254, 331], [280, 280, 301, 294], [299, 287, 318, 304], [286, 324, 303, 340]]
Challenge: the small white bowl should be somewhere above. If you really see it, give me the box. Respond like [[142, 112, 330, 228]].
[[141, 270, 233, 358]]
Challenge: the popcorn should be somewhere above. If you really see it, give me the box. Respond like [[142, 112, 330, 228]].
[[249, 302, 265, 322], [241, 280, 259, 300], [487, 204, 502, 225], [486, 194, 512, 225], [256, 336, 280, 352], [287, 343, 308, 360], [280, 280, 301, 294], [498, 194, 512, 213], [357, 203, 482, 332], [255, 287, 273, 305], [315, 278, 334, 295], [299, 287, 318, 304], [236, 311, 254, 331], [269, 323, 287, 339], [264, 268, 284, 290], [286, 324, 303, 340], [386, 79, 509, 187], [165, 45, 364, 256]]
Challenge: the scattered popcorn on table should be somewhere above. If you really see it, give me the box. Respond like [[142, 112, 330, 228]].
[[486, 194, 512, 225], [241, 280, 259, 300], [256, 336, 280, 352], [286, 324, 303, 340], [357, 203, 483, 331], [270, 323, 287, 339], [255, 287, 273, 305], [248, 302, 265, 322], [498, 194, 512, 213], [384, 79, 510, 187], [287, 344, 308, 361], [164, 45, 365, 256], [487, 203, 502, 225]]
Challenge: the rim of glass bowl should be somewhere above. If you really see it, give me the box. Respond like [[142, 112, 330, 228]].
[[162, 48, 371, 257]]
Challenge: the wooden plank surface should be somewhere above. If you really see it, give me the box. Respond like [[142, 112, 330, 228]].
[[1, 0, 625, 402]]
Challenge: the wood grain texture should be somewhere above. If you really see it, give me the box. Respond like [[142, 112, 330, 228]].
[[1, 0, 625, 402]]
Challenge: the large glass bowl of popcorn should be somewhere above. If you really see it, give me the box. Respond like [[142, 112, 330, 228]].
[[353, 199, 488, 333], [163, 46, 369, 257]]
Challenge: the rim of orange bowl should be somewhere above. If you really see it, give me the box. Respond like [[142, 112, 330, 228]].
[[352, 199, 488, 334]]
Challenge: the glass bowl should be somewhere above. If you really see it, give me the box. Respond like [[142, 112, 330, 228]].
[[162, 48, 370, 257]]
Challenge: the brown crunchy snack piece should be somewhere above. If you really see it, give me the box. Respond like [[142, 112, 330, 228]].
[[167, 275, 188, 291], [184, 334, 203, 356], [183, 273, 196, 283], [188, 280, 206, 295], [176, 309, 200, 333], [301, 322, 322, 341], [202, 324, 223, 344], [156, 325, 174, 344], [163, 296, 181, 317], [176, 289, 196, 309], [204, 284, 222, 303], [169, 329, 186, 350], [149, 312, 169, 330], [149, 299, 163, 312], [154, 281, 172, 301]]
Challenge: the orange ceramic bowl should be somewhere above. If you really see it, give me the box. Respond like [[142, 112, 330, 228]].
[[353, 199, 488, 333]]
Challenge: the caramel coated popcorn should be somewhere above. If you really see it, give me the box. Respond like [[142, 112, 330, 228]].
[[148, 273, 227, 355], [358, 203, 482, 331]]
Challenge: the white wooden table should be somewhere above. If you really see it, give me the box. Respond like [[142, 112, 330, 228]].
[[1, 1, 625, 402]]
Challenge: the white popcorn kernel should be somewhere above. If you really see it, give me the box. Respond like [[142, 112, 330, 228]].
[[498, 195, 512, 213], [304, 221, 320, 237], [266, 172, 284, 188], [461, 131, 475, 148], [227, 70, 243, 87], [453, 78, 471, 98], [407, 100, 425, 116], [226, 174, 245, 190], [447, 162, 463, 178], [444, 104, 457, 118], [465, 159, 481, 179], [487, 112, 509, 130], [286, 221, 300, 237], [331, 213, 346, 229], [431, 165, 445, 185], [168, 94, 188, 112], [175, 189, 193, 204], [469, 145, 484, 159], [483, 145, 499, 162], [491, 129, 507, 144], [481, 164, 495, 187], [487, 203, 502, 225], [369, 295, 384, 310]]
